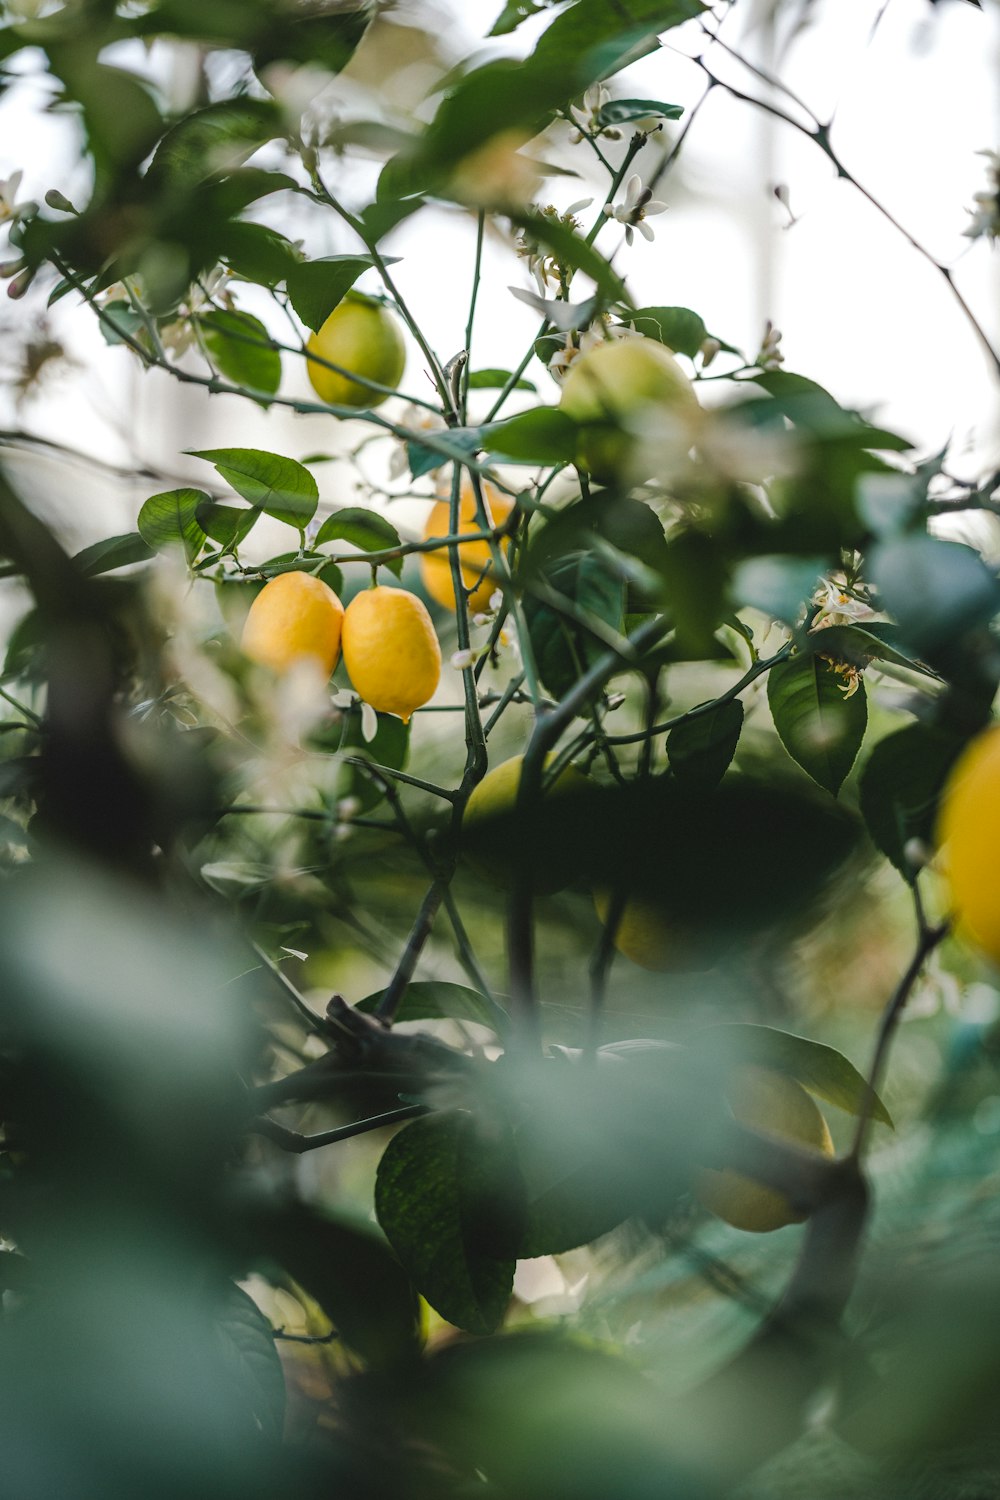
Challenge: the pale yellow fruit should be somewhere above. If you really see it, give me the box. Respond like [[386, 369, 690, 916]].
[[462, 754, 587, 892], [696, 1065, 835, 1233], [592, 889, 708, 973], [558, 336, 699, 483], [341, 585, 441, 722], [937, 725, 1000, 964], [240, 570, 344, 677], [305, 294, 406, 409], [420, 479, 514, 613]]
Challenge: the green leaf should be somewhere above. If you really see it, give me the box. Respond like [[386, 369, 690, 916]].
[[523, 551, 625, 699], [509, 209, 629, 304], [668, 699, 744, 787], [624, 304, 737, 359], [767, 651, 867, 796], [195, 500, 259, 548], [859, 723, 965, 880], [750, 371, 912, 450], [406, 427, 482, 480], [97, 300, 146, 348], [138, 488, 208, 562], [189, 448, 318, 531], [595, 96, 684, 126], [52, 55, 163, 173], [467, 368, 536, 392], [732, 554, 827, 625], [316, 700, 410, 812], [355, 982, 504, 1031], [375, 1112, 515, 1335], [481, 407, 578, 464], [489, 0, 548, 34], [249, 1202, 421, 1370], [286, 255, 398, 334], [870, 533, 1000, 656], [692, 1024, 892, 1126], [656, 528, 727, 655], [217, 222, 301, 289], [252, 3, 374, 73], [213, 1283, 285, 1441], [198, 310, 281, 398], [803, 622, 938, 680], [315, 508, 402, 575], [72, 532, 154, 577], [147, 99, 282, 187]]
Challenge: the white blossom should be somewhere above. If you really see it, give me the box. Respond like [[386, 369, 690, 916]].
[[754, 319, 784, 371], [602, 174, 666, 246], [0, 171, 28, 226], [450, 648, 475, 671], [964, 149, 1000, 244], [568, 85, 622, 144]]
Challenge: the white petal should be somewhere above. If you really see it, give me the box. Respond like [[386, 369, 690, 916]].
[[624, 225, 634, 247], [566, 197, 593, 214], [360, 702, 379, 742], [509, 285, 548, 314], [622, 174, 642, 209], [636, 221, 655, 241], [645, 200, 667, 216]]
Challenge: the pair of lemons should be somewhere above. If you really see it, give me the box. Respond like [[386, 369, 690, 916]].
[[241, 573, 440, 723]]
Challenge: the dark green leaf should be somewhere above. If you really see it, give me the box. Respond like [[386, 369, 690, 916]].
[[481, 407, 578, 464], [595, 96, 684, 126], [467, 368, 536, 392], [407, 427, 481, 480], [692, 1024, 892, 1126], [213, 1283, 285, 1441], [859, 723, 965, 879], [217, 222, 301, 289], [286, 255, 397, 334], [804, 622, 938, 679], [657, 528, 727, 655], [195, 501, 259, 548], [731, 554, 827, 625], [198, 310, 281, 398], [52, 55, 163, 173], [252, 3, 374, 73], [489, 0, 548, 34], [767, 651, 868, 795], [189, 448, 318, 530], [355, 982, 504, 1031], [317, 700, 410, 812], [72, 532, 154, 577], [138, 488, 208, 562], [624, 304, 738, 359], [523, 551, 625, 699], [375, 1111, 515, 1335], [147, 99, 282, 187], [668, 699, 744, 787], [509, 209, 629, 303], [315, 508, 402, 574], [870, 534, 1000, 656]]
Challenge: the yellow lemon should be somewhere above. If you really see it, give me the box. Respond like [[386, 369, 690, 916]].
[[592, 889, 711, 973], [240, 570, 344, 677], [420, 479, 514, 613], [462, 754, 587, 892], [558, 335, 699, 483], [696, 1065, 835, 1233], [341, 585, 441, 722], [305, 293, 406, 409], [937, 725, 1000, 963]]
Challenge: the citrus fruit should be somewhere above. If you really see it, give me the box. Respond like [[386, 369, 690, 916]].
[[592, 889, 709, 973], [558, 335, 698, 482], [305, 292, 406, 409], [462, 753, 587, 892], [937, 724, 1000, 963], [240, 570, 344, 677], [341, 584, 441, 722], [696, 1064, 835, 1233], [419, 479, 514, 613]]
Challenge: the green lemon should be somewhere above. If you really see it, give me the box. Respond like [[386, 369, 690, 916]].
[[306, 293, 406, 409]]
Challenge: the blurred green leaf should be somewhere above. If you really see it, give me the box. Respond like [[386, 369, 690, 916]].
[[859, 723, 965, 879], [489, 0, 548, 33], [595, 96, 684, 126], [213, 1283, 286, 1442], [72, 533, 154, 577], [657, 529, 727, 655], [198, 310, 281, 398], [731, 555, 827, 625], [138, 489, 209, 562], [189, 448, 318, 530], [768, 651, 867, 795], [146, 99, 282, 188], [508, 209, 629, 303], [217, 222, 301, 289], [286, 255, 397, 334], [523, 551, 625, 698], [356, 982, 504, 1030], [870, 534, 1000, 656], [693, 1024, 892, 1125], [375, 1111, 516, 1334], [468, 368, 536, 391], [668, 699, 744, 787], [750, 370, 911, 450]]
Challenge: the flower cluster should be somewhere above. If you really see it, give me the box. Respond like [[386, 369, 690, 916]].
[[515, 200, 592, 294], [754, 319, 784, 371], [964, 149, 1000, 244], [809, 572, 877, 698], [568, 85, 622, 144], [546, 314, 640, 383], [602, 174, 666, 246]]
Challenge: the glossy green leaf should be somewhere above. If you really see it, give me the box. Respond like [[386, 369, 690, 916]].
[[72, 533, 154, 577], [467, 368, 536, 392], [355, 982, 505, 1031], [189, 448, 318, 530], [693, 1024, 892, 1126], [859, 723, 965, 879], [138, 488, 209, 562], [523, 551, 625, 699], [286, 255, 398, 334], [481, 407, 578, 464], [315, 508, 402, 574], [198, 310, 281, 398], [217, 222, 301, 289], [375, 1111, 515, 1335], [147, 99, 282, 187], [768, 651, 867, 795], [595, 96, 684, 126], [668, 699, 744, 787], [195, 500, 259, 548]]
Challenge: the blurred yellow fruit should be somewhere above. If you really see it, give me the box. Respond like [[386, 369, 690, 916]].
[[462, 753, 587, 891], [305, 293, 406, 409], [592, 889, 710, 972], [558, 336, 699, 482], [696, 1064, 835, 1233], [937, 725, 1000, 963], [420, 479, 514, 613], [240, 570, 344, 677], [341, 584, 441, 722]]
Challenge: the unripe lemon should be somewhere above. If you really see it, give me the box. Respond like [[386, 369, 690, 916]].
[[559, 336, 698, 482], [462, 754, 587, 892], [240, 570, 344, 677], [937, 724, 1000, 963], [305, 293, 406, 409], [592, 890, 710, 973], [696, 1065, 835, 1233], [420, 479, 514, 613], [341, 584, 441, 722]]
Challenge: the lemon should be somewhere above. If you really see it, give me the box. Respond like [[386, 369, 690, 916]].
[[592, 890, 710, 973], [558, 336, 698, 483], [937, 724, 1000, 963], [462, 753, 587, 891], [341, 584, 441, 722], [305, 293, 406, 409], [240, 570, 344, 677], [696, 1064, 835, 1233], [420, 479, 514, 613]]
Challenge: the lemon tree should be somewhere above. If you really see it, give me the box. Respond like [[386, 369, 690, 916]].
[[1, 2, 999, 1498]]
